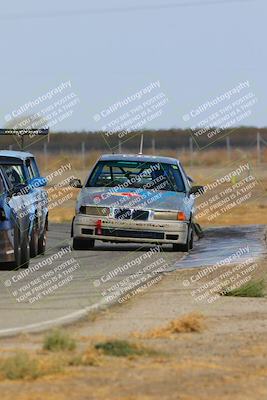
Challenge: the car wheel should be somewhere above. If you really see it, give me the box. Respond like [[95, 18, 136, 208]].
[[172, 224, 193, 252], [193, 222, 204, 239], [13, 225, 22, 268], [189, 228, 194, 249], [30, 219, 39, 257], [38, 222, 47, 255], [21, 233, 30, 268], [73, 238, 95, 250]]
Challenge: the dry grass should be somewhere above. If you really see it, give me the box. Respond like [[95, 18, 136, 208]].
[[68, 347, 101, 367], [0, 352, 40, 380], [135, 313, 205, 339], [36, 148, 267, 171], [0, 352, 64, 381], [199, 203, 267, 226], [0, 346, 102, 381], [48, 205, 75, 223]]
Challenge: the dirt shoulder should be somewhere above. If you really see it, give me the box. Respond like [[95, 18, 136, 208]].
[[0, 229, 267, 400]]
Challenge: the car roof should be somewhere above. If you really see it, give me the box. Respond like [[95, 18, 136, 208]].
[[0, 150, 34, 160], [99, 153, 180, 165]]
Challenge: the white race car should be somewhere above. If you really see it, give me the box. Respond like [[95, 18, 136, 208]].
[[71, 154, 203, 252]]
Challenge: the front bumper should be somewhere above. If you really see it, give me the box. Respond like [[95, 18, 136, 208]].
[[73, 214, 189, 244]]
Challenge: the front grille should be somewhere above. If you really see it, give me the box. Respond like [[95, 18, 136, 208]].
[[80, 206, 109, 216], [166, 234, 179, 240], [82, 228, 94, 235], [114, 208, 149, 221], [132, 210, 149, 221], [114, 208, 132, 220], [99, 228, 164, 240]]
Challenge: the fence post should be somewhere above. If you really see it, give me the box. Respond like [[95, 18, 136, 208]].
[[43, 142, 48, 172], [81, 142, 85, 169], [139, 133, 144, 155], [152, 137, 155, 154], [257, 132, 261, 165]]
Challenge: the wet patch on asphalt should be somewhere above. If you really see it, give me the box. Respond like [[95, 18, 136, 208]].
[[174, 225, 266, 270]]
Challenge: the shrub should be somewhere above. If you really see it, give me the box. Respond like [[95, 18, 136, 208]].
[[95, 340, 152, 357], [0, 352, 40, 380], [43, 329, 76, 352]]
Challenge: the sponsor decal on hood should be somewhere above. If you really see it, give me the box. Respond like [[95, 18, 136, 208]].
[[108, 192, 142, 197]]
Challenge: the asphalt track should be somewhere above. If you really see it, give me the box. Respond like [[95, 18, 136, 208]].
[[0, 223, 265, 337]]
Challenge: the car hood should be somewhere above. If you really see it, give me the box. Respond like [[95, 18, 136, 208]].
[[77, 187, 189, 211]]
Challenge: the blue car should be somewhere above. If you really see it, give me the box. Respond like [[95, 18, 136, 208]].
[[0, 151, 48, 258], [0, 166, 31, 267]]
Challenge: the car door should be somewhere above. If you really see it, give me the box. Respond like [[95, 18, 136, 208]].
[[0, 167, 29, 262], [0, 169, 13, 261], [0, 163, 31, 229], [24, 157, 48, 235], [2, 166, 31, 239]]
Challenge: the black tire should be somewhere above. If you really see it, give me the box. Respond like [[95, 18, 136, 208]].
[[30, 219, 39, 257], [172, 224, 193, 252], [20, 232, 30, 268], [193, 223, 204, 239], [13, 225, 22, 268], [189, 228, 194, 249], [73, 237, 95, 250], [38, 222, 47, 255]]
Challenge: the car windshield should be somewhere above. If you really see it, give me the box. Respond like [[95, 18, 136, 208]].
[[1, 164, 26, 188], [86, 160, 185, 192]]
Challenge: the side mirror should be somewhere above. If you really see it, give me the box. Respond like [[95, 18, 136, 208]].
[[28, 177, 47, 188], [69, 178, 82, 188], [189, 185, 205, 196], [187, 175, 194, 183]]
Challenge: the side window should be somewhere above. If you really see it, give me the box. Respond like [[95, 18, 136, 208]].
[[179, 162, 191, 190], [26, 159, 35, 179], [29, 158, 40, 178], [2, 165, 25, 187]]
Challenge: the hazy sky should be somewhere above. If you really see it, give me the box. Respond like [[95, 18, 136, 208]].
[[0, 0, 265, 131]]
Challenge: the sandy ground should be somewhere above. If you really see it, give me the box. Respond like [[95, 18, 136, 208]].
[[0, 228, 266, 399]]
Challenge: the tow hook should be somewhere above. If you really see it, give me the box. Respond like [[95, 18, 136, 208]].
[[96, 219, 102, 235]]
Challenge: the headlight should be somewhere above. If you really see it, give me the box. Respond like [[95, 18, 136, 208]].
[[79, 206, 110, 216], [154, 211, 186, 221]]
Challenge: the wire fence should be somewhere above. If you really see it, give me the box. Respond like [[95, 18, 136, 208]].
[[4, 131, 267, 171]]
